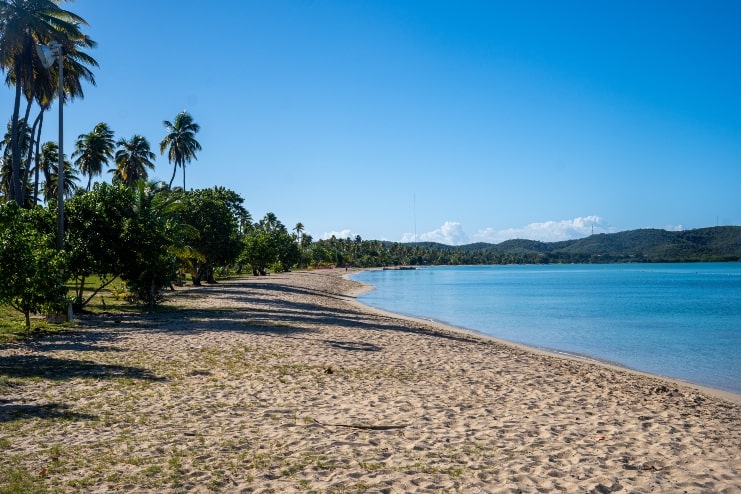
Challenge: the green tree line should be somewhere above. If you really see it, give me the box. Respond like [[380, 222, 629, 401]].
[[308, 226, 741, 268], [0, 2, 311, 329]]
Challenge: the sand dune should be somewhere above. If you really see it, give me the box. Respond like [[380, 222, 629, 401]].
[[1, 269, 739, 492]]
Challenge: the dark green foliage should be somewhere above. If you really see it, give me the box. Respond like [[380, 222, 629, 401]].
[[170, 187, 245, 285], [0, 203, 68, 330], [241, 213, 301, 275], [116, 183, 177, 308], [65, 182, 131, 307], [65, 182, 177, 309]]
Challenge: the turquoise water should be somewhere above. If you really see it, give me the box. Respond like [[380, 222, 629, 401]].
[[351, 263, 741, 394]]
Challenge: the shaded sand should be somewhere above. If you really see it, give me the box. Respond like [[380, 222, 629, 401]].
[[1, 269, 739, 493]]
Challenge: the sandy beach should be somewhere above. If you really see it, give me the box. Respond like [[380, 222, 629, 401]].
[[1, 269, 739, 493]]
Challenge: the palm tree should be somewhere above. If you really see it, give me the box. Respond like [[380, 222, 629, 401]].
[[0, 0, 97, 204], [293, 222, 304, 244], [111, 135, 156, 187], [260, 212, 284, 232], [72, 122, 115, 190], [0, 118, 31, 198], [40, 141, 78, 203], [160, 111, 201, 190], [36, 140, 55, 196]]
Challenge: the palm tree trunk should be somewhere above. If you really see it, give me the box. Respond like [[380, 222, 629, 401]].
[[32, 114, 44, 205], [169, 164, 177, 189], [183, 164, 186, 191], [22, 111, 43, 206], [10, 78, 24, 203]]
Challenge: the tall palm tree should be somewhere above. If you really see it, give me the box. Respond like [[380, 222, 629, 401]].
[[0, 0, 97, 204], [24, 30, 96, 199], [0, 117, 31, 198], [111, 135, 156, 187], [160, 111, 201, 190], [72, 122, 114, 190], [40, 141, 78, 203], [293, 222, 304, 244], [260, 212, 284, 232]]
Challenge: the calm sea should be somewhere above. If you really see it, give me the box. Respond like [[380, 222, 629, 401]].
[[351, 263, 741, 394]]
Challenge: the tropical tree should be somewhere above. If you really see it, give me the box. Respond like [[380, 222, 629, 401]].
[[22, 31, 96, 203], [40, 141, 77, 203], [241, 213, 300, 275], [293, 222, 304, 243], [0, 0, 97, 204], [171, 187, 243, 285], [160, 111, 201, 190], [260, 212, 283, 231], [72, 122, 114, 190], [65, 182, 131, 309], [0, 202, 67, 330], [0, 117, 31, 199], [118, 182, 180, 309], [111, 135, 156, 187]]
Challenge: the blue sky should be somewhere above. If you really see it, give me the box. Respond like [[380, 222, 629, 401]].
[[5, 0, 740, 244]]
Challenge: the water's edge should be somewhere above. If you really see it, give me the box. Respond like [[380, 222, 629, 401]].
[[344, 270, 741, 405]]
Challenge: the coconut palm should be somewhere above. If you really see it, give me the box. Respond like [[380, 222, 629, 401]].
[[260, 212, 284, 232], [40, 141, 78, 203], [160, 111, 201, 190], [72, 122, 115, 191], [0, 117, 31, 198], [293, 222, 304, 244], [111, 135, 156, 187], [0, 0, 97, 204]]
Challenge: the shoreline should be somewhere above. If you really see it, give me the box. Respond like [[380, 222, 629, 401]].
[[345, 268, 741, 405], [1, 269, 739, 492]]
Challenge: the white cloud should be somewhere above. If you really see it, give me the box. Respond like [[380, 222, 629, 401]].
[[403, 221, 470, 245], [321, 229, 354, 240], [664, 224, 684, 232], [473, 216, 615, 243]]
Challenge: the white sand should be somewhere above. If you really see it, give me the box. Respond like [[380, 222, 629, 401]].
[[1, 269, 739, 493]]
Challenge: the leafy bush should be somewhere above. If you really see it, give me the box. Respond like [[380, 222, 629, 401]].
[[0, 203, 68, 330]]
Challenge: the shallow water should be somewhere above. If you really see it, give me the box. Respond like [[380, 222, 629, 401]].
[[352, 263, 741, 394]]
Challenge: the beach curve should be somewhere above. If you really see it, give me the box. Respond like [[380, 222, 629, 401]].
[[1, 269, 739, 492]]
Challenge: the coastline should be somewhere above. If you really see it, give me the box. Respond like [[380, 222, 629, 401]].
[[1, 269, 739, 492], [347, 266, 741, 404]]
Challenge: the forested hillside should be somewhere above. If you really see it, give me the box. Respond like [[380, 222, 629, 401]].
[[310, 226, 741, 267]]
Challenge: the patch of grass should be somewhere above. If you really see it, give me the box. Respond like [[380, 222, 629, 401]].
[[0, 303, 66, 343], [168, 447, 185, 480], [143, 465, 163, 476], [296, 478, 312, 490], [358, 461, 385, 471], [0, 467, 45, 494]]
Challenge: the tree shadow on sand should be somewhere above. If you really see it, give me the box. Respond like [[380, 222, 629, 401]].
[[0, 354, 163, 381], [155, 281, 483, 346], [0, 400, 97, 423], [22, 329, 128, 354], [325, 339, 382, 352]]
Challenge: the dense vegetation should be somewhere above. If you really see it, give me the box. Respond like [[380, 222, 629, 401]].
[[311, 227, 741, 268]]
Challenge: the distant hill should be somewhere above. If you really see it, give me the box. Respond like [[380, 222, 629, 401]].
[[453, 226, 741, 263], [319, 226, 740, 267]]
